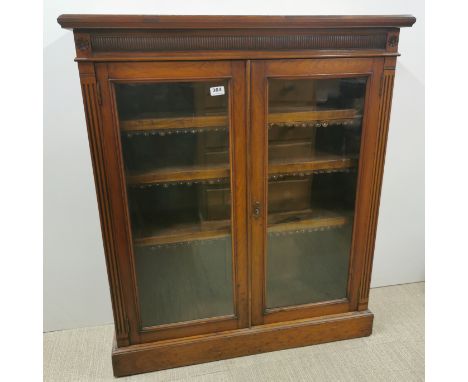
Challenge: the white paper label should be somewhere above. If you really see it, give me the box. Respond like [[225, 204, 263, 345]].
[[210, 86, 225, 96]]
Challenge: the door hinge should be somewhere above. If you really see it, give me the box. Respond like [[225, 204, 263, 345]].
[[96, 81, 102, 105]]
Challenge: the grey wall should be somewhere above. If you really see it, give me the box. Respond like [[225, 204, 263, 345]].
[[44, 0, 424, 332]]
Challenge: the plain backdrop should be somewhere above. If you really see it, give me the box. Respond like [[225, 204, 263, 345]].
[[44, 0, 424, 332]]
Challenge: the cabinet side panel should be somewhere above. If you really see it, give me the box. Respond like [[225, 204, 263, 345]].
[[78, 62, 129, 345], [358, 60, 396, 310]]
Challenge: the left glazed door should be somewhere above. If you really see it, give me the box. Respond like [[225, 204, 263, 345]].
[[95, 61, 248, 344]]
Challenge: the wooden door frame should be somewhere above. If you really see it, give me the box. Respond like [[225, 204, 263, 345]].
[[249, 57, 384, 326], [93, 60, 249, 345]]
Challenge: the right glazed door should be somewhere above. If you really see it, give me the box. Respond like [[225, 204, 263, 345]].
[[250, 58, 383, 325]]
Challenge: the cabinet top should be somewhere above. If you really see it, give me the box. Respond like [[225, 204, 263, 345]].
[[57, 14, 416, 30]]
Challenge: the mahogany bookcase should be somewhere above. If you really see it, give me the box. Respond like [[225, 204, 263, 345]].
[[58, 14, 415, 377]]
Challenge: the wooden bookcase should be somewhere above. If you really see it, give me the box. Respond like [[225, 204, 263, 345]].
[[58, 15, 416, 377]]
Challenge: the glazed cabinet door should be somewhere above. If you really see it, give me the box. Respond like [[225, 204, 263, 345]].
[[250, 58, 383, 325], [95, 61, 248, 344]]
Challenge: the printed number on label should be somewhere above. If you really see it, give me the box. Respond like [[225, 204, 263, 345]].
[[210, 86, 225, 96]]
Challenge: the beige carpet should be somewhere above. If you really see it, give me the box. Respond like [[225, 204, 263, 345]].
[[44, 282, 424, 381]]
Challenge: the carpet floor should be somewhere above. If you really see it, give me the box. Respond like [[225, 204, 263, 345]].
[[44, 282, 424, 381]]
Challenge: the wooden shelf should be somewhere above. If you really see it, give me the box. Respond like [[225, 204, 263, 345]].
[[120, 115, 228, 132], [269, 152, 357, 175], [134, 209, 349, 248], [268, 209, 349, 234], [120, 108, 358, 133], [268, 108, 359, 127], [134, 220, 231, 247], [127, 152, 355, 186], [127, 164, 229, 185]]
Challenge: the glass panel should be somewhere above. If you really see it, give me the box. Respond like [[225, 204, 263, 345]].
[[115, 81, 234, 327], [266, 77, 366, 309]]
